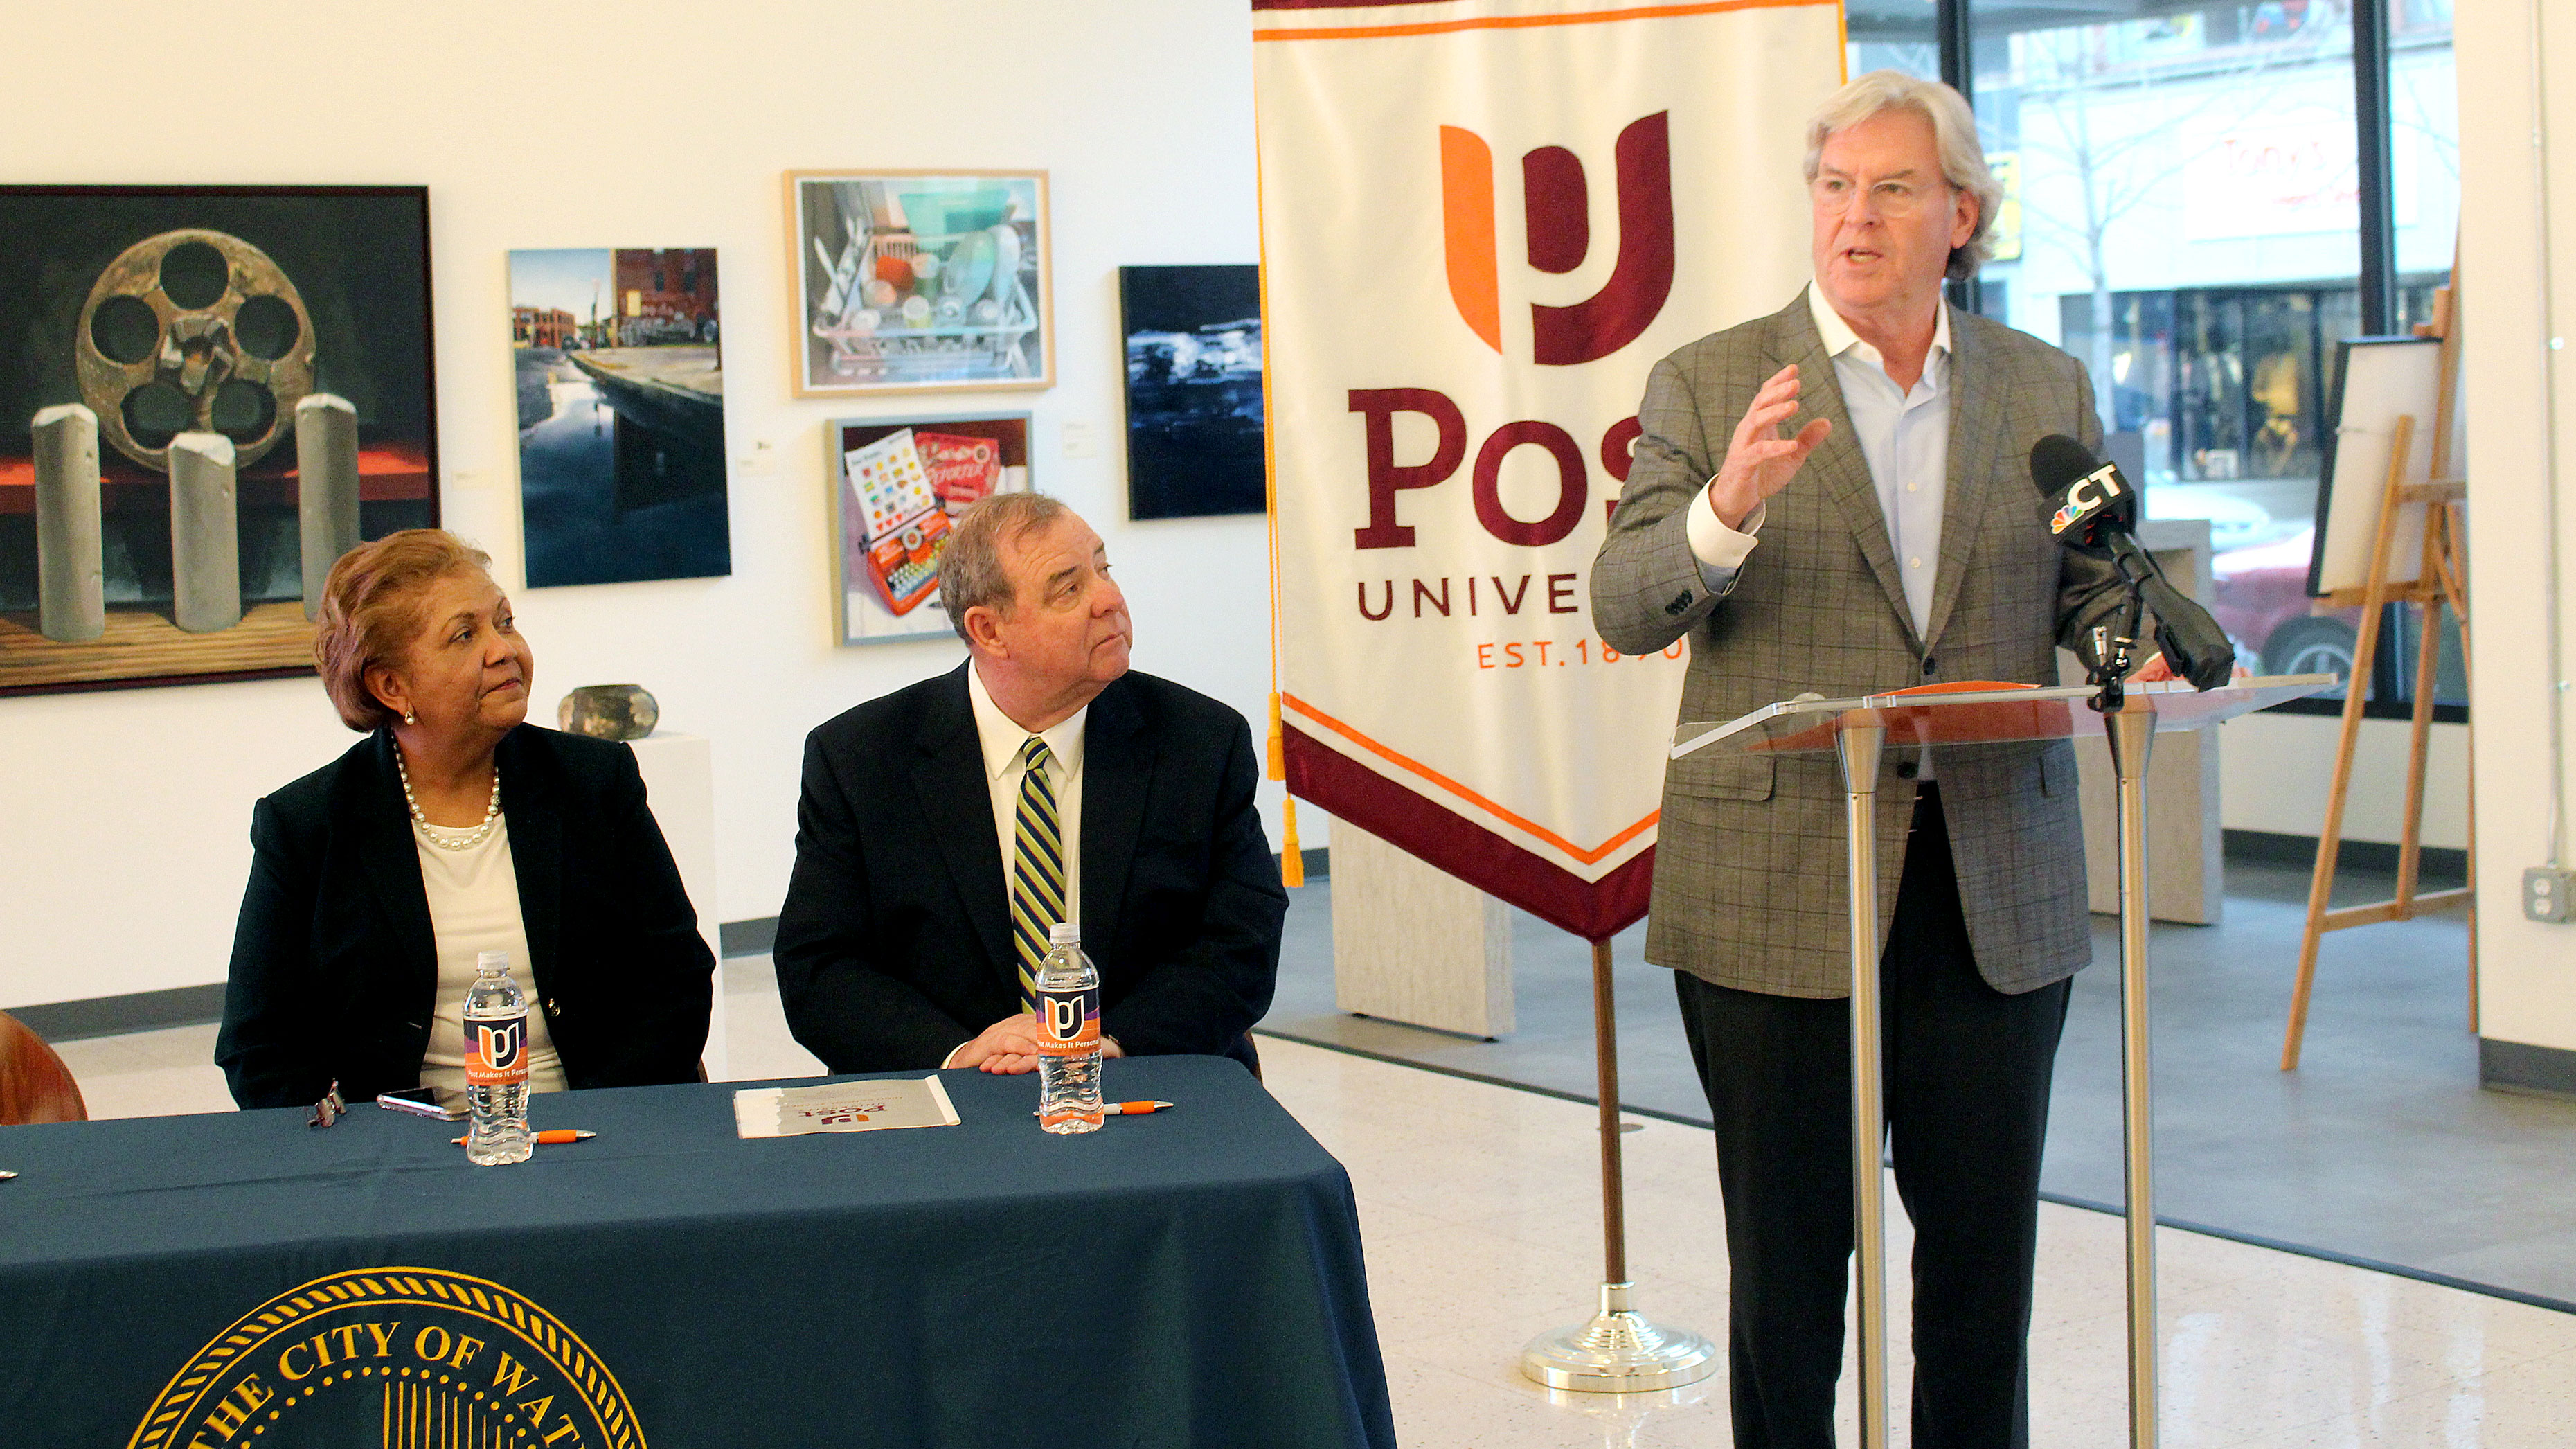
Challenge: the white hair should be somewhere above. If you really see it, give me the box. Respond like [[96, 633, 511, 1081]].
[[1803, 70, 2002, 283]]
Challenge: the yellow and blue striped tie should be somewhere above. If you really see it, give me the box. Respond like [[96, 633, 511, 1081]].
[[1010, 736, 1066, 1014]]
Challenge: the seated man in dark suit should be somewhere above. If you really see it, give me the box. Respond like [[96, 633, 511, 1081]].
[[775, 493, 1287, 1075]]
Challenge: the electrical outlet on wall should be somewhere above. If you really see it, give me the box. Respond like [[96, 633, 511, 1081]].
[[2522, 866, 2575, 923]]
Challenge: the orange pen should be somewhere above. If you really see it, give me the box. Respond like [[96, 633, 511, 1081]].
[[451, 1130, 595, 1146], [1030, 1101, 1174, 1119]]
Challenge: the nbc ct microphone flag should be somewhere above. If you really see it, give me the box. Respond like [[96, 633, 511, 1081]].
[[1253, 0, 1843, 941]]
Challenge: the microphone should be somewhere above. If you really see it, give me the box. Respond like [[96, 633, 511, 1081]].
[[2028, 435, 2237, 693], [2029, 434, 2136, 555]]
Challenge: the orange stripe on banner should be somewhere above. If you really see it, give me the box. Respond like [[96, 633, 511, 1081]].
[[1437, 127, 1501, 352], [1281, 693, 1656, 864], [1253, 0, 1832, 42]]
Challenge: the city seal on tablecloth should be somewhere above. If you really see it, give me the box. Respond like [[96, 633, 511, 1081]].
[[128, 1266, 642, 1449]]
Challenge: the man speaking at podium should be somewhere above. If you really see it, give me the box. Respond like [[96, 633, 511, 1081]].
[[1591, 73, 2130, 1449]]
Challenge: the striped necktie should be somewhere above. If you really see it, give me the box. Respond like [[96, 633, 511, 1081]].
[[1009, 736, 1066, 1014]]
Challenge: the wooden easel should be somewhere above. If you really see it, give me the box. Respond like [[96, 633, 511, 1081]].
[[2280, 273, 2474, 1071]]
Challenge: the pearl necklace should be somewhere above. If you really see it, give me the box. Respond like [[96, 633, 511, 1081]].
[[395, 748, 503, 851]]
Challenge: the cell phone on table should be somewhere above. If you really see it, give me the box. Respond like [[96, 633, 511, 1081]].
[[375, 1086, 467, 1121]]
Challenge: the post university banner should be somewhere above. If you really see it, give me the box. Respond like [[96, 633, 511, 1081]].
[[1253, 0, 1845, 941]]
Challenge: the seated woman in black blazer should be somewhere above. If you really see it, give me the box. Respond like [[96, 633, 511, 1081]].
[[217, 529, 714, 1110]]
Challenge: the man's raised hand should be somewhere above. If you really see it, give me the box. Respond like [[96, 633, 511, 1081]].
[[1705, 362, 1832, 530]]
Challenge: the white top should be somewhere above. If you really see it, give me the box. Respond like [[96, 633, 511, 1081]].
[[967, 661, 1087, 929], [412, 814, 569, 1104]]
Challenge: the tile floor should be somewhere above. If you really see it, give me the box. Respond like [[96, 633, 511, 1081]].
[[1262, 860, 2576, 1310], [40, 964, 2576, 1448]]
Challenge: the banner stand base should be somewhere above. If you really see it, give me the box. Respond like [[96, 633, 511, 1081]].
[[1519, 1281, 1718, 1393]]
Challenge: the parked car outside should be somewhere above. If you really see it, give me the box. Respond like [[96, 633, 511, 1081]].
[[2209, 526, 2359, 686]]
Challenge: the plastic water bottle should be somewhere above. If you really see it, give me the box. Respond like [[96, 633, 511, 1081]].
[[463, 949, 533, 1165], [1035, 922, 1104, 1134]]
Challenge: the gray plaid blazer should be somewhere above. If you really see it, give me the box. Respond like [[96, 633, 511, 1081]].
[[1591, 291, 2127, 997]]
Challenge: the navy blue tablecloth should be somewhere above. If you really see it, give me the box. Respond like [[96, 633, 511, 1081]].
[[0, 1056, 1395, 1448]]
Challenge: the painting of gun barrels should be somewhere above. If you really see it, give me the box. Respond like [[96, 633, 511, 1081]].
[[0, 185, 437, 697], [828, 413, 1031, 644], [787, 171, 1053, 397], [1118, 265, 1264, 521], [509, 249, 732, 588]]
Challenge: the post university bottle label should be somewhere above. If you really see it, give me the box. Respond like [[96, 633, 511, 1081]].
[[465, 1014, 528, 1087], [1035, 987, 1100, 1058]]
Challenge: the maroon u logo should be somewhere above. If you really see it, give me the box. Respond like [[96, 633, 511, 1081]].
[[1440, 112, 1675, 366]]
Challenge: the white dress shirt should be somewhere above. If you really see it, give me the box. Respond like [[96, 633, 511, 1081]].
[[412, 815, 569, 1105], [1686, 283, 1955, 641], [944, 663, 1093, 1067], [967, 661, 1087, 930]]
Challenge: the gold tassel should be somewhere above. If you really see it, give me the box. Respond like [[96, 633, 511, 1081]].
[[1265, 692, 1287, 781], [1280, 794, 1305, 888], [1269, 693, 1305, 885]]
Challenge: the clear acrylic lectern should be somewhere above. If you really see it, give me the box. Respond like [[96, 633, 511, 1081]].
[[1670, 674, 2333, 1449]]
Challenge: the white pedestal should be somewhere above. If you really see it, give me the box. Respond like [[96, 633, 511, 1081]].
[[2061, 519, 2226, 925], [629, 731, 726, 1079], [1328, 822, 1514, 1038]]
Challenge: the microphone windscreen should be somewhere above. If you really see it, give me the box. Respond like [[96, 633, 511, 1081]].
[[2140, 574, 2240, 693], [2029, 434, 2098, 498]]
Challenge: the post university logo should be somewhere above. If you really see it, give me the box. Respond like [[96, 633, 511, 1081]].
[[130, 1268, 643, 1449], [1438, 111, 1674, 365], [467, 1019, 526, 1086]]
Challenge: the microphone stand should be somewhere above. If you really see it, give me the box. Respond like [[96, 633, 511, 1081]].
[[2085, 541, 2169, 1448], [2088, 549, 2154, 714]]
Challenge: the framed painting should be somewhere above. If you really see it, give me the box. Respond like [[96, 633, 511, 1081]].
[[0, 184, 437, 696], [787, 171, 1052, 397], [2306, 335, 2458, 596], [828, 412, 1031, 644], [1118, 265, 1264, 520], [509, 248, 731, 588]]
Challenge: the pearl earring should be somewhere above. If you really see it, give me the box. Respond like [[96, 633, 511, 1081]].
[[402, 709, 417, 725]]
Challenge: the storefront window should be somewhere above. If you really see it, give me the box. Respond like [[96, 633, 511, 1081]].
[[2388, 0, 2461, 707], [1845, 0, 1940, 81], [1963, 3, 2454, 708]]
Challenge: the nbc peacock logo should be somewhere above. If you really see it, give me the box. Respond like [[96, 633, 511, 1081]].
[[1438, 111, 1676, 366], [129, 1268, 642, 1449]]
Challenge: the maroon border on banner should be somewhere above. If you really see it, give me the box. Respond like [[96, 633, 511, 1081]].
[[1285, 725, 1654, 943]]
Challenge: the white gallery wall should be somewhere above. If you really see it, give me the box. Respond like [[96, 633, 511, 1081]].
[[2218, 713, 2465, 850], [2460, 0, 2576, 1057], [0, 0, 1304, 1009], [0, 0, 2495, 1019]]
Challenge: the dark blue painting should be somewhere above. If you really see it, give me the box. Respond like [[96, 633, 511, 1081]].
[[1118, 265, 1263, 521]]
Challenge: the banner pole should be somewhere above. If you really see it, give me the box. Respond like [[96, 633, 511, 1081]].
[[1592, 936, 1628, 1286], [1519, 933, 1715, 1393]]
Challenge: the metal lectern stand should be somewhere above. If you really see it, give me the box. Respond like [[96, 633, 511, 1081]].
[[1671, 673, 2332, 1449]]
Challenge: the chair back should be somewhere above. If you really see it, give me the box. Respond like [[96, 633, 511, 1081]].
[[0, 1011, 88, 1124]]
